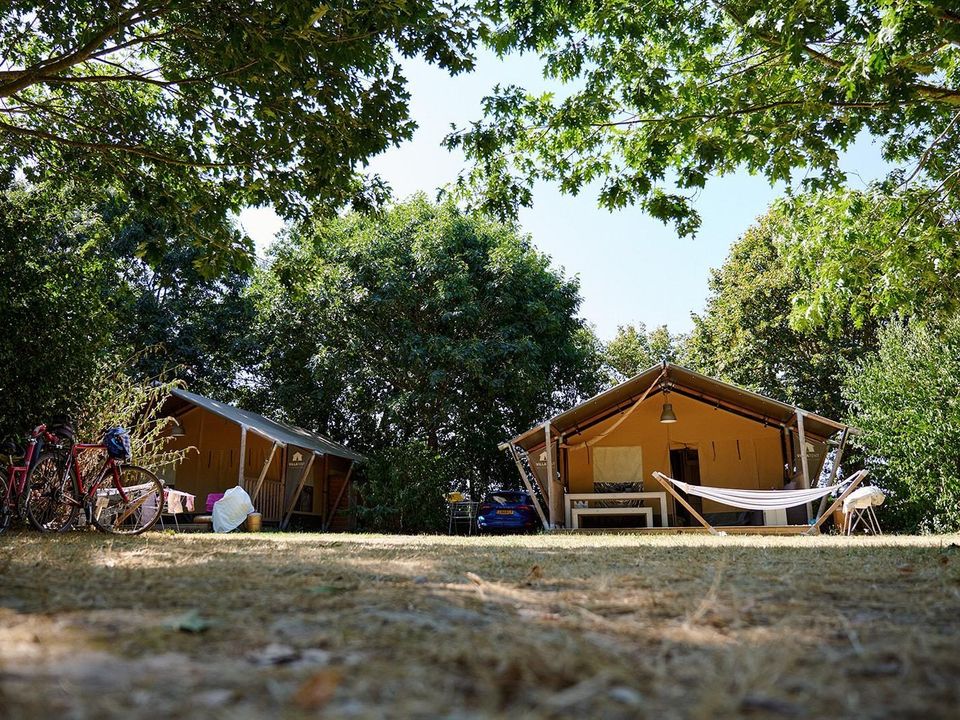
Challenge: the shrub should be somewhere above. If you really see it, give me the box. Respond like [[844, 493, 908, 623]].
[[844, 318, 960, 532], [357, 442, 458, 534], [75, 352, 193, 474]]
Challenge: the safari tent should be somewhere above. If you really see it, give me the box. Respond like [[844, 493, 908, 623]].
[[160, 389, 364, 530], [502, 362, 857, 533]]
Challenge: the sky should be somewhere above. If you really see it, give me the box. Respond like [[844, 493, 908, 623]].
[[239, 50, 893, 341]]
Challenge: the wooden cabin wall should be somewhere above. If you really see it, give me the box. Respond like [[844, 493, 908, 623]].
[[284, 445, 317, 516], [788, 432, 829, 487], [163, 404, 357, 529], [165, 408, 243, 505], [164, 408, 283, 513], [324, 455, 355, 531], [563, 392, 787, 515]]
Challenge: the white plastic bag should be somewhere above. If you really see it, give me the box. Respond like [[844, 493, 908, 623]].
[[212, 485, 255, 533]]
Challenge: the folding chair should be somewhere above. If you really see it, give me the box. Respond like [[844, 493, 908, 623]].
[[448, 501, 478, 535]]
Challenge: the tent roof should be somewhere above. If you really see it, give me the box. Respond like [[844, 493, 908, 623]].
[[169, 388, 365, 462], [508, 362, 850, 451]]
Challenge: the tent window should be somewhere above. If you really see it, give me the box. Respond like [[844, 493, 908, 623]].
[[593, 447, 643, 485]]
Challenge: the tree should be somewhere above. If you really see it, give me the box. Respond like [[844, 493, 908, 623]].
[[0, 1, 478, 271], [109, 213, 256, 396], [603, 323, 685, 383], [687, 203, 877, 417], [844, 317, 960, 532], [0, 181, 259, 442], [0, 184, 125, 440], [249, 196, 603, 496], [449, 2, 960, 235]]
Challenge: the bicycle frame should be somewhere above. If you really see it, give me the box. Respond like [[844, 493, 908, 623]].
[[66, 443, 127, 506], [3, 424, 53, 507]]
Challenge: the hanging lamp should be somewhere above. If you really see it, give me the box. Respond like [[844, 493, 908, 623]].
[[660, 389, 678, 424]]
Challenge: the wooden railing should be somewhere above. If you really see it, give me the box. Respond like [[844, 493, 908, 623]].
[[248, 476, 284, 522]]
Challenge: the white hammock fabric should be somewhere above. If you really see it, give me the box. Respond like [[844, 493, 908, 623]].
[[659, 475, 840, 511]]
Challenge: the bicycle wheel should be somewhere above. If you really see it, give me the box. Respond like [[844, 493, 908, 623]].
[[26, 452, 79, 532], [0, 475, 11, 533], [91, 465, 164, 535]]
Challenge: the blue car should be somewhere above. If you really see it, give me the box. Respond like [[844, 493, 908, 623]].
[[476, 491, 540, 533]]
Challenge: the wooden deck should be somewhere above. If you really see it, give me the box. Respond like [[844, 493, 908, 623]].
[[554, 524, 816, 536]]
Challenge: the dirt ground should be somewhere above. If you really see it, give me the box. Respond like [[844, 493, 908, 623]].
[[1, 531, 959, 719]]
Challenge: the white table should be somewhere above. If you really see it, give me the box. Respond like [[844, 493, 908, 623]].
[[565, 492, 669, 529]]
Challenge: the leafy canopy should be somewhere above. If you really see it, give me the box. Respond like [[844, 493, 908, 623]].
[[687, 205, 877, 418], [0, 181, 260, 440], [449, 1, 960, 235], [603, 323, 686, 384], [248, 195, 602, 495], [0, 1, 477, 271], [774, 187, 960, 332]]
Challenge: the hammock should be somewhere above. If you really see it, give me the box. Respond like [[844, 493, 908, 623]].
[[650, 470, 870, 536], [656, 475, 840, 511]]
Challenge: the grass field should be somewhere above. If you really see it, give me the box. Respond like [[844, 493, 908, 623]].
[[1, 531, 959, 719]]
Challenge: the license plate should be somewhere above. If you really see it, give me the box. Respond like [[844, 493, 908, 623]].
[[496, 509, 514, 515]]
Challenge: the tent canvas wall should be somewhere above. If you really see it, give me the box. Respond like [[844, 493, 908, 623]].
[[505, 363, 851, 529], [161, 389, 363, 530]]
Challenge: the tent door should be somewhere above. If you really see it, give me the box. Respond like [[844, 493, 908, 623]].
[[670, 448, 702, 525]]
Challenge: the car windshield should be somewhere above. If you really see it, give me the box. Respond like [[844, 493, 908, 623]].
[[487, 493, 528, 505]]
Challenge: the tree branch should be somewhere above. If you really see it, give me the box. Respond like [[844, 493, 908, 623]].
[[0, 2, 170, 98], [901, 110, 960, 186], [0, 117, 234, 169], [37, 60, 258, 89]]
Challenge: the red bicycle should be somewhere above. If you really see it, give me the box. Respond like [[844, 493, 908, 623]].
[[0, 424, 65, 533], [29, 430, 164, 535]]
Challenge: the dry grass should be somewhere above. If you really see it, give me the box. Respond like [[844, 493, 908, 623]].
[[2, 531, 960, 719]]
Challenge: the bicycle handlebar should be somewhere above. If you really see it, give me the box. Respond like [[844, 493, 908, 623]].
[[26, 424, 68, 445]]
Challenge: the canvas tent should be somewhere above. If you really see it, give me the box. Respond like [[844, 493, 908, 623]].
[[161, 389, 364, 530], [503, 362, 854, 532]]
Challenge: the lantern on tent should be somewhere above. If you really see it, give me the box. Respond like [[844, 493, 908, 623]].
[[659, 388, 678, 424]]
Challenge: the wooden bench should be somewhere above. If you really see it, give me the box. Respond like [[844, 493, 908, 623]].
[[570, 506, 654, 530]]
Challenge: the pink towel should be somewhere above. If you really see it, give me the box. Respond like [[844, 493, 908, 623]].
[[205, 492, 225, 513]]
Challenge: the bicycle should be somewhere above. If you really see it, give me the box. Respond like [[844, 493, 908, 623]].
[[0, 424, 64, 533], [29, 428, 165, 535]]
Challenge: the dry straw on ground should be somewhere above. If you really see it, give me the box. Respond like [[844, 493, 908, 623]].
[[1, 531, 959, 719]]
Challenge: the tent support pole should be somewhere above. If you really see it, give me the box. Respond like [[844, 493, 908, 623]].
[[280, 452, 317, 530], [779, 428, 789, 484], [238, 425, 247, 488], [796, 410, 811, 488], [545, 422, 561, 527], [815, 427, 849, 521], [796, 409, 813, 520], [249, 442, 280, 505], [322, 461, 355, 531], [506, 444, 549, 529]]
